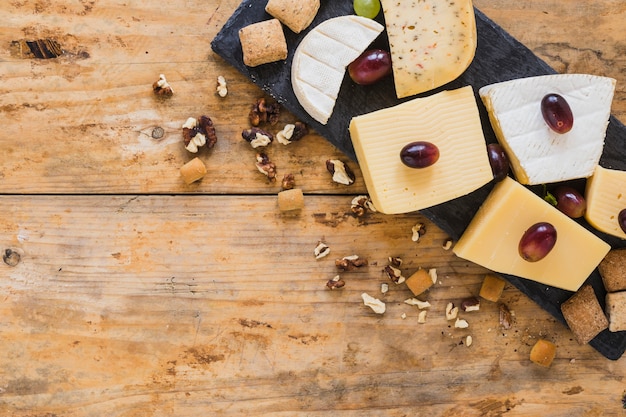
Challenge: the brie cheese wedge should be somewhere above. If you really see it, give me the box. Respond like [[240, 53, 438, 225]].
[[291, 15, 384, 125], [479, 74, 616, 185]]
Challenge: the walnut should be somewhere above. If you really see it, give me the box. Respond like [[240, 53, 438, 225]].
[[454, 318, 469, 329], [381, 283, 389, 294], [249, 97, 281, 126], [461, 297, 481, 312], [182, 116, 217, 153], [242, 127, 273, 148], [335, 255, 367, 271], [216, 75, 227, 97], [383, 265, 405, 284], [351, 195, 377, 217], [361, 293, 386, 314], [404, 298, 431, 309], [442, 238, 454, 250], [418, 310, 428, 323], [445, 302, 459, 320], [314, 241, 330, 259], [255, 152, 277, 181], [326, 275, 345, 290], [411, 222, 426, 242], [388, 256, 403, 268], [276, 122, 308, 145], [281, 173, 296, 190], [326, 159, 355, 185], [152, 73, 173, 96]]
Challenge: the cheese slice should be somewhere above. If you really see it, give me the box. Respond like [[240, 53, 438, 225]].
[[291, 15, 384, 125], [454, 177, 611, 292], [380, 0, 477, 99], [585, 166, 626, 239], [479, 74, 616, 185], [349, 86, 492, 214]]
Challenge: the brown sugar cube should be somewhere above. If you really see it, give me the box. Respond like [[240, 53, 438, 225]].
[[180, 157, 207, 185], [561, 284, 608, 345], [598, 248, 626, 292], [605, 291, 626, 332], [479, 274, 506, 302], [405, 268, 434, 297], [529, 339, 557, 367], [239, 19, 288, 67], [277, 188, 304, 212], [265, 0, 320, 33]]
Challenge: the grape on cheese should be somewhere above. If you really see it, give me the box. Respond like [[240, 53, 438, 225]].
[[380, 0, 477, 98], [348, 86, 492, 214], [479, 74, 616, 185], [290, 15, 384, 125], [584, 166, 626, 240], [453, 177, 611, 292]]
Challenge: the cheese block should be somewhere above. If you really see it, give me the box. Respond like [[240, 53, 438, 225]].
[[348, 86, 492, 214], [453, 177, 611, 292], [585, 166, 626, 239], [479, 74, 616, 185], [380, 0, 477, 99], [291, 15, 384, 125]]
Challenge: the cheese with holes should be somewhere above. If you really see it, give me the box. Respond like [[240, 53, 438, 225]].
[[479, 74, 616, 185], [585, 166, 626, 239], [380, 0, 477, 98], [291, 15, 383, 125], [348, 86, 492, 214], [454, 177, 611, 292]]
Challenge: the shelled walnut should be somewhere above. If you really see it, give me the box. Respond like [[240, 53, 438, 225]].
[[152, 74, 173, 96], [255, 152, 277, 181], [242, 127, 273, 148], [249, 97, 281, 126], [182, 116, 217, 153], [326, 159, 355, 185]]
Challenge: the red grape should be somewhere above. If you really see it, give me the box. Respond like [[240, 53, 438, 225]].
[[519, 222, 557, 262], [348, 49, 391, 86], [541, 93, 573, 134], [400, 141, 439, 169], [487, 143, 509, 182], [552, 186, 586, 218], [619, 208, 626, 234]]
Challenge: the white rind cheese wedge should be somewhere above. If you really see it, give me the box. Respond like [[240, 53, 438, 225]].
[[585, 166, 626, 240], [380, 0, 477, 99], [291, 15, 384, 125], [454, 177, 611, 292], [349, 86, 492, 214], [479, 74, 616, 185]]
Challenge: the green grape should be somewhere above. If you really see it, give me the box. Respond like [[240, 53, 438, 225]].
[[354, 0, 381, 19]]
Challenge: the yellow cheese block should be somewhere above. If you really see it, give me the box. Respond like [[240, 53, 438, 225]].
[[453, 177, 611, 292], [585, 166, 626, 239], [380, 0, 477, 98], [348, 86, 492, 214]]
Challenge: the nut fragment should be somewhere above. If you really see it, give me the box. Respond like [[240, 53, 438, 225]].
[[383, 265, 405, 284], [242, 127, 273, 148], [3, 249, 21, 267], [326, 159, 355, 185], [381, 283, 389, 294], [418, 310, 428, 323], [152, 73, 173, 96], [404, 298, 431, 309], [276, 122, 307, 145], [465, 335, 473, 347], [351, 195, 377, 217], [499, 303, 513, 330], [314, 241, 330, 259], [183, 116, 217, 152], [442, 238, 453, 250], [445, 302, 459, 320], [388, 257, 403, 268], [461, 297, 481, 312], [326, 275, 345, 290], [454, 318, 469, 329], [428, 268, 438, 284], [281, 173, 296, 190], [411, 222, 426, 242], [336, 255, 368, 271], [361, 293, 386, 314], [255, 152, 277, 181], [216, 75, 227, 97], [249, 97, 281, 126]]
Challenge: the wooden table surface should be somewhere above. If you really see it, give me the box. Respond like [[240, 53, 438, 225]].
[[1, 0, 626, 415]]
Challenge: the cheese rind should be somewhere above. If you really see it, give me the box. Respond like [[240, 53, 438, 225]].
[[453, 177, 611, 292], [479, 74, 616, 185], [585, 166, 626, 239], [349, 86, 492, 214], [380, 0, 477, 98], [291, 15, 384, 125]]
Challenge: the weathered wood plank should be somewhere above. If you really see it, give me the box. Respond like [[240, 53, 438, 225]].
[[0, 196, 624, 415]]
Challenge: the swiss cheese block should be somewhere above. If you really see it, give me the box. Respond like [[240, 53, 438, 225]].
[[453, 177, 611, 292], [380, 0, 477, 99], [291, 15, 383, 125], [479, 74, 616, 185], [585, 166, 626, 239], [349, 86, 492, 214]]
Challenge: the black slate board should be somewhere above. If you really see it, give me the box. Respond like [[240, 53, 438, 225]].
[[211, 0, 626, 359]]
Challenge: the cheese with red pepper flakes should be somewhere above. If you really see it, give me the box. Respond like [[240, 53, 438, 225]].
[[380, 0, 477, 98]]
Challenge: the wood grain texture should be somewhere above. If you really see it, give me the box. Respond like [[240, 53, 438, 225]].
[[1, 0, 626, 415]]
